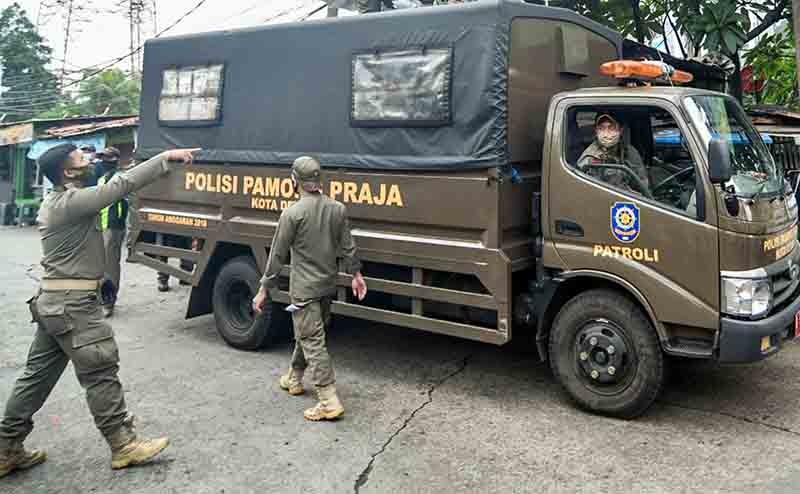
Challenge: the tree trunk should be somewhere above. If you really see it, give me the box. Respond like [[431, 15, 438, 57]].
[[730, 52, 743, 102], [793, 0, 800, 97], [629, 0, 646, 43]]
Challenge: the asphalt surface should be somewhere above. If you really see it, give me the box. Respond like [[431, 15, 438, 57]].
[[1, 225, 799, 494]]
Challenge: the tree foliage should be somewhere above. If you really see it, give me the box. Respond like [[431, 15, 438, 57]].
[[0, 3, 59, 122], [38, 69, 141, 118], [743, 29, 797, 107]]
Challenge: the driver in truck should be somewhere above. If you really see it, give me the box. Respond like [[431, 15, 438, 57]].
[[578, 113, 650, 194]]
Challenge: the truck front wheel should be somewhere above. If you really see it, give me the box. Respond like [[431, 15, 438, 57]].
[[548, 289, 664, 419], [212, 256, 287, 350]]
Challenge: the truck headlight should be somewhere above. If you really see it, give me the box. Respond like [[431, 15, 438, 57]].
[[721, 277, 772, 318]]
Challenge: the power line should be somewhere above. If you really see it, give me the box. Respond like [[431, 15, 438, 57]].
[[263, 2, 316, 23], [298, 3, 328, 21], [216, 0, 268, 26], [5, 0, 208, 95], [0, 91, 138, 113], [56, 0, 212, 92]]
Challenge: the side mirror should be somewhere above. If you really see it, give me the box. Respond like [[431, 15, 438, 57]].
[[708, 138, 732, 185]]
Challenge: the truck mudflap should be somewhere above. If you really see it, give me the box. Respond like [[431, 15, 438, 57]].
[[718, 293, 800, 363]]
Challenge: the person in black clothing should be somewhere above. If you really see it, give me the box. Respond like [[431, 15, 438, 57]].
[[156, 235, 194, 292], [96, 148, 128, 317]]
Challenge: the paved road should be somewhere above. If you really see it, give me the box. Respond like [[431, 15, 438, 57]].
[[1, 226, 799, 494]]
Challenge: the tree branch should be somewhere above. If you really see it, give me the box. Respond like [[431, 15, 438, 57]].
[[668, 13, 688, 58], [746, 0, 789, 43], [662, 17, 672, 56], [665, 0, 688, 59]]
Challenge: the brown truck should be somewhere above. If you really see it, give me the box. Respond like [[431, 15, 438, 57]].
[[129, 1, 800, 418]]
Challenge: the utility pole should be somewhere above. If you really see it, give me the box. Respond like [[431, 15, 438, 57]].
[[123, 0, 148, 75], [794, 0, 800, 100], [0, 58, 6, 99], [129, 1, 136, 74], [61, 0, 74, 87]]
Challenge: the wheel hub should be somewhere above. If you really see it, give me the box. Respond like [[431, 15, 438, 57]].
[[575, 321, 629, 385]]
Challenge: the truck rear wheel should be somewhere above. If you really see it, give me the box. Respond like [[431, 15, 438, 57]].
[[212, 256, 287, 350], [548, 289, 664, 419]]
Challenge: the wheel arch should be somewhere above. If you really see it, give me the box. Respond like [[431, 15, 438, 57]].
[[536, 270, 667, 361], [186, 242, 262, 319]]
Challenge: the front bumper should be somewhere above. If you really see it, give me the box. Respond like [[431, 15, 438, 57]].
[[718, 292, 800, 363]]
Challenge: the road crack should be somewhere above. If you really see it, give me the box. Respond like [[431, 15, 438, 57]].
[[353, 354, 472, 493], [660, 400, 800, 437]]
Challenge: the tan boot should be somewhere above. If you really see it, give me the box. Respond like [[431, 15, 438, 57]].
[[0, 438, 47, 478], [279, 368, 305, 396], [304, 384, 345, 421], [105, 415, 169, 470]]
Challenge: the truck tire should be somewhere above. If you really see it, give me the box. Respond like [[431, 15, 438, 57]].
[[212, 256, 287, 350], [548, 289, 664, 419]]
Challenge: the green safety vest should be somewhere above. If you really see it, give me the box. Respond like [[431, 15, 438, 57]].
[[98, 174, 124, 231]]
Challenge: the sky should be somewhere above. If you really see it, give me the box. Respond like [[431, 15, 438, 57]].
[[2, 0, 347, 81]]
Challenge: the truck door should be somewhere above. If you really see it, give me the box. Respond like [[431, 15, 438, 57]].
[[546, 99, 720, 332]]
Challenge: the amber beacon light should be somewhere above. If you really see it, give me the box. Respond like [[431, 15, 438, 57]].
[[600, 60, 694, 84]]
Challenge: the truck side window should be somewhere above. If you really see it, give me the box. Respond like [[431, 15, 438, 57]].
[[565, 106, 698, 217], [159, 64, 224, 125], [351, 48, 452, 126]]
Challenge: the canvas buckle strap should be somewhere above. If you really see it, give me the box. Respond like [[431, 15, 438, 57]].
[[40, 279, 100, 291]]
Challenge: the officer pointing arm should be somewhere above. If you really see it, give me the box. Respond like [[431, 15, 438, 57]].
[[0, 144, 198, 478]]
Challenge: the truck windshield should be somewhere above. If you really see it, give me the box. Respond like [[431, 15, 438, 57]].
[[684, 95, 783, 198]]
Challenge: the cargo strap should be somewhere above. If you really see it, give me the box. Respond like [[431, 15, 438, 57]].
[[40, 279, 101, 291]]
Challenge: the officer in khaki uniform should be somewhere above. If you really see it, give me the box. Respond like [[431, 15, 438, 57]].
[[578, 113, 650, 194], [253, 156, 367, 421], [0, 143, 198, 479]]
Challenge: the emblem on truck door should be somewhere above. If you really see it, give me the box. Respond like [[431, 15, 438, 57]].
[[611, 202, 640, 243]]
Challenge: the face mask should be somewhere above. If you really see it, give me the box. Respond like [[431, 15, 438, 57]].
[[598, 130, 621, 149], [69, 163, 96, 184]]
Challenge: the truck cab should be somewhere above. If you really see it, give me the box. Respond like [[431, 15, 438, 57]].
[[538, 84, 799, 415]]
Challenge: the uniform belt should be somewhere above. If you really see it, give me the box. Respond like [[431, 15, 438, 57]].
[[40, 279, 101, 291]]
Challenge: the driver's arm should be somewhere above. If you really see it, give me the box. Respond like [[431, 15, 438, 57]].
[[577, 148, 595, 170], [626, 146, 650, 188]]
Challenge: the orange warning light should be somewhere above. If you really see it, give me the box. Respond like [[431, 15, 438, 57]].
[[600, 60, 694, 84]]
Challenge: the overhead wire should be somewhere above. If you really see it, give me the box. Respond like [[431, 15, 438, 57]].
[[6, 0, 210, 93]]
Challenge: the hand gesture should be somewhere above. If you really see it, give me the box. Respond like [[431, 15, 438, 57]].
[[351, 272, 367, 301], [252, 287, 269, 315], [163, 148, 201, 164]]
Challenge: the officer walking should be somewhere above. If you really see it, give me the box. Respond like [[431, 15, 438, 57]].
[[253, 156, 367, 421], [0, 143, 198, 478], [96, 147, 127, 317]]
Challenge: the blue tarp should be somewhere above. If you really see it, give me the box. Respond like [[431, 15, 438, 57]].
[[654, 129, 773, 146], [27, 133, 106, 160]]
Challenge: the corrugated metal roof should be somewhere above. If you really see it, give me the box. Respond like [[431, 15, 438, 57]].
[[748, 105, 800, 124], [41, 116, 138, 139], [0, 114, 138, 129]]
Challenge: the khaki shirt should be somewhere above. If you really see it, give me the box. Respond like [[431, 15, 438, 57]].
[[578, 141, 649, 190], [37, 155, 170, 280], [261, 193, 361, 301]]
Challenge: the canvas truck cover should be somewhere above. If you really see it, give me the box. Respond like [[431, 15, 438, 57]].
[[135, 0, 621, 170]]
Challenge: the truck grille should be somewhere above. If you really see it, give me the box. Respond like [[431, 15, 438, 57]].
[[771, 262, 800, 310]]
